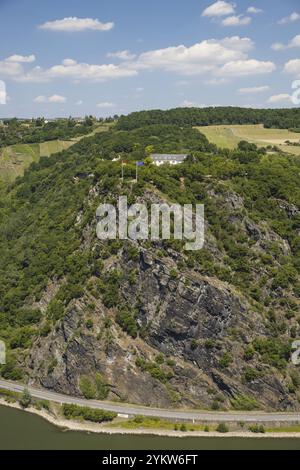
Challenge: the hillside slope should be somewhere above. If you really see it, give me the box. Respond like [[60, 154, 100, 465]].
[[0, 123, 299, 411]]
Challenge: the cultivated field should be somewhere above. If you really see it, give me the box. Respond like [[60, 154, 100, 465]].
[[0, 123, 112, 182], [196, 124, 300, 155]]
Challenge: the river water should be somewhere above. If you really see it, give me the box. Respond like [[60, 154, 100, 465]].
[[0, 405, 300, 450]]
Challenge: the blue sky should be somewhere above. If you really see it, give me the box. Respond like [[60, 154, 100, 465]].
[[0, 0, 300, 117]]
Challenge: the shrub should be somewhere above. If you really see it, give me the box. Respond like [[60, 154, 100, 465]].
[[79, 376, 97, 399], [85, 319, 94, 330], [242, 367, 261, 383], [253, 338, 291, 370], [231, 394, 260, 411], [248, 424, 265, 434], [19, 389, 32, 409], [244, 345, 255, 361], [116, 308, 139, 338], [219, 352, 232, 369], [62, 404, 116, 423], [216, 423, 229, 433]]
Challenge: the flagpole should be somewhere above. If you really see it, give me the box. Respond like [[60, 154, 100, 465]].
[[136, 162, 138, 183]]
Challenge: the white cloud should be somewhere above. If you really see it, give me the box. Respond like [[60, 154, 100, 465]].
[[271, 42, 286, 51], [49, 94, 66, 103], [284, 59, 300, 77], [268, 94, 292, 104], [62, 58, 77, 66], [0, 80, 6, 105], [75, 100, 83, 105], [238, 85, 270, 94], [17, 59, 137, 83], [289, 35, 300, 48], [272, 34, 300, 51], [135, 36, 253, 75], [3, 36, 274, 84], [34, 94, 66, 103], [5, 54, 35, 63], [202, 1, 236, 17], [278, 12, 300, 25], [222, 15, 251, 26], [181, 100, 206, 108], [247, 7, 263, 14], [34, 95, 47, 103], [38, 17, 114, 32], [0, 61, 23, 77], [218, 59, 275, 77], [97, 102, 115, 108], [107, 50, 136, 60]]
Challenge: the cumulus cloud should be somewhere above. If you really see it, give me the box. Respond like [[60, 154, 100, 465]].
[[238, 85, 270, 94], [17, 59, 137, 82], [202, 1, 236, 17], [217, 59, 276, 77], [181, 100, 207, 108], [0, 61, 23, 77], [272, 34, 300, 51], [247, 7, 263, 14], [3, 36, 275, 84], [268, 94, 292, 104], [135, 36, 254, 75], [97, 102, 116, 108], [38, 17, 114, 32], [284, 59, 300, 77], [107, 50, 136, 60], [0, 80, 6, 105], [222, 15, 251, 26], [5, 54, 35, 63], [278, 12, 300, 25], [34, 94, 66, 103]]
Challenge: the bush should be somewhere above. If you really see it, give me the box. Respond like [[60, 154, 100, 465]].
[[62, 404, 116, 423], [79, 374, 109, 400], [248, 424, 265, 434], [216, 423, 229, 433], [85, 319, 94, 330], [231, 394, 260, 411], [219, 352, 232, 369], [242, 367, 261, 383], [19, 389, 32, 409], [253, 338, 291, 370], [79, 376, 97, 399], [116, 308, 139, 338]]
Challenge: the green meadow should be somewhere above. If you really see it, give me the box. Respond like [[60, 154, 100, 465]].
[[196, 124, 300, 155]]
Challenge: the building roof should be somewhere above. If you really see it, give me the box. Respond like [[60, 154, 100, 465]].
[[151, 153, 188, 162]]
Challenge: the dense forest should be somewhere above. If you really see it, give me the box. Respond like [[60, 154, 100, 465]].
[[0, 116, 95, 148], [0, 119, 299, 410], [117, 107, 300, 131]]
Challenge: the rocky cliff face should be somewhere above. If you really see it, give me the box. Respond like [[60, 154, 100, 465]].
[[27, 240, 298, 411]]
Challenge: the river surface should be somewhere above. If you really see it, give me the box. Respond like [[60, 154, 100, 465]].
[[0, 405, 300, 450]]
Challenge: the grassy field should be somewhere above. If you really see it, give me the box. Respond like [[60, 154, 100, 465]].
[[0, 123, 112, 183], [196, 124, 300, 155]]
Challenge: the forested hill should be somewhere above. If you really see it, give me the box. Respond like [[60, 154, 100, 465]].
[[0, 122, 300, 411], [0, 117, 96, 148], [117, 107, 300, 131]]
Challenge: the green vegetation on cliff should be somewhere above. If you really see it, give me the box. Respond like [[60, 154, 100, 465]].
[[0, 108, 299, 411]]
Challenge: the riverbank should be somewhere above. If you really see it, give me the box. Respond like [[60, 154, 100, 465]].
[[1, 398, 300, 439]]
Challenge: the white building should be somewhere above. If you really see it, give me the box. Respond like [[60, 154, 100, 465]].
[[151, 154, 188, 166]]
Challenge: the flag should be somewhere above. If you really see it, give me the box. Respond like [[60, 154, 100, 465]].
[[136, 161, 145, 166]]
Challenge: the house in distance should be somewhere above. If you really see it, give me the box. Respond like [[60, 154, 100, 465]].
[[151, 153, 188, 166]]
